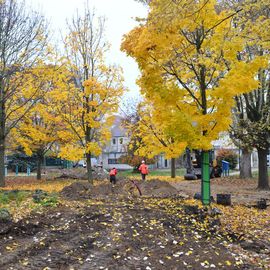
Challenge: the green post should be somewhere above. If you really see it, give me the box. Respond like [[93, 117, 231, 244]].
[[201, 151, 210, 205], [63, 160, 67, 169], [27, 165, 31, 176], [15, 164, 19, 176]]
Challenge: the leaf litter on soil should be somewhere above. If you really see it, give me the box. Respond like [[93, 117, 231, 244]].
[[0, 178, 269, 269]]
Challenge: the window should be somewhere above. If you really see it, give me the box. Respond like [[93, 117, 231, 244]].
[[108, 159, 118, 164], [112, 138, 116, 145], [119, 138, 123, 144], [165, 159, 168, 168]]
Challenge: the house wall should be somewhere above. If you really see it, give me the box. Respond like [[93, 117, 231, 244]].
[[101, 135, 132, 170], [155, 154, 171, 169]]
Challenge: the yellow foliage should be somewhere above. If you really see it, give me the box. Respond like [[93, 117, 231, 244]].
[[9, 64, 67, 158], [58, 145, 84, 162], [122, 0, 268, 151], [56, 25, 125, 163], [0, 180, 74, 193]]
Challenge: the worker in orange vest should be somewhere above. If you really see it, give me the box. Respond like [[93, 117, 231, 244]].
[[138, 160, 149, 181], [109, 167, 117, 186]]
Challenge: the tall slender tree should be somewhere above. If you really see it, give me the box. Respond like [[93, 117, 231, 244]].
[[0, 0, 48, 186], [61, 5, 124, 183]]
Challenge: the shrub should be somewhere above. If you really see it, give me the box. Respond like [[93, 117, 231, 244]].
[[0, 192, 9, 204], [0, 208, 12, 221], [216, 148, 238, 170], [32, 189, 48, 203], [32, 190, 58, 207]]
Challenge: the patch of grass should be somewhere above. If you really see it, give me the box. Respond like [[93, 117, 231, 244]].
[[0, 190, 29, 207], [0, 192, 9, 204], [252, 169, 270, 177], [39, 193, 59, 207], [118, 168, 186, 178]]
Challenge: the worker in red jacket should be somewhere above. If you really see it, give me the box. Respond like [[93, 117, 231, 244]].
[[109, 167, 117, 186], [138, 160, 149, 181]]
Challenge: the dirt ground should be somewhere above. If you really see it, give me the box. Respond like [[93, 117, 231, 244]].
[[171, 177, 270, 205], [0, 198, 251, 270], [0, 177, 269, 269]]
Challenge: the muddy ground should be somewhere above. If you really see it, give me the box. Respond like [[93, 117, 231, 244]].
[[0, 178, 269, 269], [0, 198, 251, 270], [171, 177, 270, 205]]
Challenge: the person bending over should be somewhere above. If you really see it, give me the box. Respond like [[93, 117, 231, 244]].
[[109, 167, 117, 186]]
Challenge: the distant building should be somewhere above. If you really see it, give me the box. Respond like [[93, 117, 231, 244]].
[[100, 116, 175, 170], [155, 154, 171, 169], [100, 116, 132, 170]]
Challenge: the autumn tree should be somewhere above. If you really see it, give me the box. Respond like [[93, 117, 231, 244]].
[[0, 0, 48, 186], [122, 0, 264, 204], [59, 6, 124, 183], [120, 101, 156, 173], [10, 64, 68, 180], [230, 112, 253, 179], [132, 102, 188, 178], [231, 87, 270, 188], [227, 0, 270, 189]]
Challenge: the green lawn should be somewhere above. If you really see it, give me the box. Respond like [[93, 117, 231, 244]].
[[118, 168, 186, 177], [251, 169, 270, 177]]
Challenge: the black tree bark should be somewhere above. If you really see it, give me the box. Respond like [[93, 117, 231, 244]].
[[171, 158, 176, 178], [257, 147, 269, 190], [36, 153, 44, 180], [86, 152, 93, 184], [0, 141, 5, 187], [0, 93, 5, 187]]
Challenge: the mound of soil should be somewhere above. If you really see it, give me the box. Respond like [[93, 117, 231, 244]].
[[55, 167, 108, 181], [139, 179, 179, 197], [60, 179, 132, 200], [60, 179, 179, 201], [60, 181, 92, 200]]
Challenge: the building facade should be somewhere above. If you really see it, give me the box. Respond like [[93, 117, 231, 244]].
[[100, 116, 174, 170], [100, 116, 132, 170]]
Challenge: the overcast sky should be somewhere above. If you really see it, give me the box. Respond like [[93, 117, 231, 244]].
[[26, 0, 148, 98]]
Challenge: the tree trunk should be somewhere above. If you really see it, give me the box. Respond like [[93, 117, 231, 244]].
[[36, 154, 43, 180], [0, 91, 6, 187], [171, 158, 176, 178], [86, 153, 93, 184], [240, 148, 252, 179], [186, 148, 193, 174], [0, 141, 5, 187], [257, 147, 269, 190]]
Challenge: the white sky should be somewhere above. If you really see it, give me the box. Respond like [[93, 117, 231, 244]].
[[26, 0, 148, 98]]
